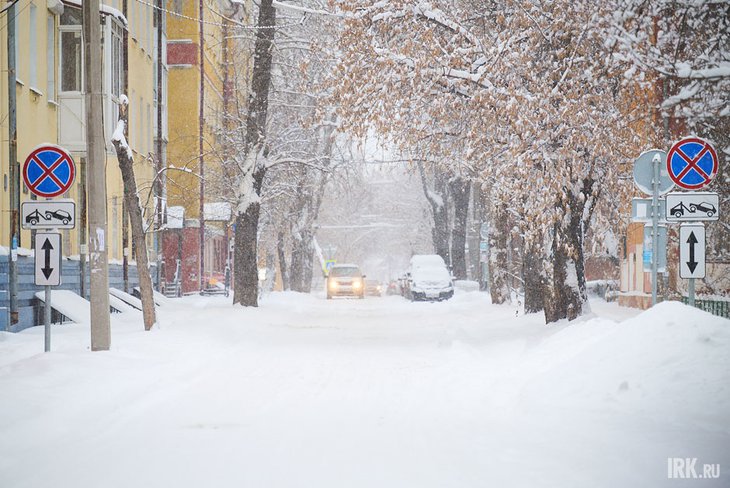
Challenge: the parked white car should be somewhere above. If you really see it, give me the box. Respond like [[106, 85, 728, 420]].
[[404, 255, 454, 301]]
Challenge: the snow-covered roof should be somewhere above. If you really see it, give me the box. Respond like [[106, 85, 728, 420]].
[[204, 202, 232, 222], [166, 206, 185, 229]]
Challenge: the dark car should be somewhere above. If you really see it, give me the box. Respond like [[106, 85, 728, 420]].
[[689, 202, 716, 217], [364, 279, 382, 297], [45, 209, 72, 224]]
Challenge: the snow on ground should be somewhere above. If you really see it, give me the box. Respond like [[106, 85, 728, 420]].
[[0, 291, 728, 488]]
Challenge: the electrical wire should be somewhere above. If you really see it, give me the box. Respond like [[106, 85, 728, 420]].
[[132, 0, 305, 30]]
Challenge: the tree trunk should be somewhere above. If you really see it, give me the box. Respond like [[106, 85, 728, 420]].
[[290, 228, 314, 293], [522, 241, 545, 314], [449, 177, 470, 280], [417, 162, 450, 262], [289, 231, 305, 292], [233, 198, 262, 306], [232, 0, 275, 306], [277, 230, 289, 290], [543, 185, 591, 323], [111, 113, 157, 330], [488, 203, 510, 305], [302, 233, 314, 292]]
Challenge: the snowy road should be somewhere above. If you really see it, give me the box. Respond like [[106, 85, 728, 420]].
[[1, 292, 728, 487]]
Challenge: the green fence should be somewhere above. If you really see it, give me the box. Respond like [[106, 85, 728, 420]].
[[681, 298, 730, 319]]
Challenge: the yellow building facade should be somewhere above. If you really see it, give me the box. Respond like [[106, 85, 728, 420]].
[[1, 0, 163, 263], [166, 0, 247, 218], [162, 0, 249, 292]]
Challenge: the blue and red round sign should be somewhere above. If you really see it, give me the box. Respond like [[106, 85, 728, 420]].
[[22, 145, 76, 198], [666, 137, 719, 190]]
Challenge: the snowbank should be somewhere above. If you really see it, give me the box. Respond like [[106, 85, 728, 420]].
[[0, 295, 726, 488]]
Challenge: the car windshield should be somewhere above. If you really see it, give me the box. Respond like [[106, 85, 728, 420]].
[[413, 266, 451, 282], [330, 266, 360, 277]]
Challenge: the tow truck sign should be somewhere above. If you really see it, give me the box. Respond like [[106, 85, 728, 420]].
[[21, 199, 76, 230], [666, 192, 719, 222]]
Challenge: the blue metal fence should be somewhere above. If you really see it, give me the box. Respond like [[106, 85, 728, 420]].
[[0, 254, 156, 332]]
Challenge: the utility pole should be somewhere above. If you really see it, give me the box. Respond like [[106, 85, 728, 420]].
[[156, 0, 164, 292], [7, 2, 19, 326], [83, 0, 111, 350], [79, 157, 87, 297], [198, 0, 206, 292]]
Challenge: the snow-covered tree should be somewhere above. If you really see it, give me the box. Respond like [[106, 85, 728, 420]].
[[329, 0, 637, 322]]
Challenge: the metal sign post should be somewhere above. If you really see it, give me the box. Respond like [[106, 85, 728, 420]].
[[35, 232, 61, 352], [651, 153, 660, 306], [633, 149, 673, 307], [679, 223, 706, 306]]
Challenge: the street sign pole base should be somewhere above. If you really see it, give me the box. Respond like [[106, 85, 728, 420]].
[[44, 285, 51, 352]]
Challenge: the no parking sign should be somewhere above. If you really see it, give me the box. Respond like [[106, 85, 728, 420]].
[[22, 145, 76, 198], [666, 137, 719, 191]]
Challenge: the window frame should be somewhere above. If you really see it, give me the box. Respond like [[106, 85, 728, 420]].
[[47, 13, 57, 102], [59, 26, 84, 94]]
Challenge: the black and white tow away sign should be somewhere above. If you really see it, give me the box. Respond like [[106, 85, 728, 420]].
[[35, 232, 62, 286], [679, 223, 705, 279], [666, 192, 719, 222], [21, 199, 76, 230]]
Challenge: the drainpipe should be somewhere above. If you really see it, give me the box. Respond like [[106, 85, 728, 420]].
[[198, 0, 205, 292], [155, 0, 163, 291]]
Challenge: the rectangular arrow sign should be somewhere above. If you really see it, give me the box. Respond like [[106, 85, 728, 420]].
[[679, 223, 706, 279], [35, 232, 62, 286], [666, 192, 719, 222], [21, 199, 76, 230]]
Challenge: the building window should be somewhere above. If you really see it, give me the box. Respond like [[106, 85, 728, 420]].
[[13, 8, 21, 82], [61, 7, 82, 25], [139, 95, 144, 153], [29, 4, 38, 88], [129, 89, 135, 147], [147, 103, 152, 153], [60, 31, 83, 92], [111, 22, 123, 98], [47, 14, 56, 101]]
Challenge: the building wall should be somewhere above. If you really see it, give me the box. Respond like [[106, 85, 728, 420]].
[[0, 4, 61, 253], [166, 0, 241, 220], [1, 2, 163, 265]]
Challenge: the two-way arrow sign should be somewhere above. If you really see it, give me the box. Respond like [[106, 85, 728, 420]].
[[35, 232, 62, 286], [679, 224, 706, 279]]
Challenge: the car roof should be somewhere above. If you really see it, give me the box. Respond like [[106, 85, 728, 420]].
[[410, 254, 446, 266], [332, 264, 359, 268]]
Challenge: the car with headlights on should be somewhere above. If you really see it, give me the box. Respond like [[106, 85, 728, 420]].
[[326, 264, 365, 299], [364, 279, 382, 297]]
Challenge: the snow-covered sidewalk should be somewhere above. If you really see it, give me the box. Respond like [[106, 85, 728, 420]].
[[0, 292, 728, 487]]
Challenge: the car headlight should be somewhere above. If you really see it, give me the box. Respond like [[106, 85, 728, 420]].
[[352, 280, 362, 289], [329, 281, 338, 290]]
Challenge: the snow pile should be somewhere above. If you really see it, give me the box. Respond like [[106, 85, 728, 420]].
[[0, 295, 727, 487]]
